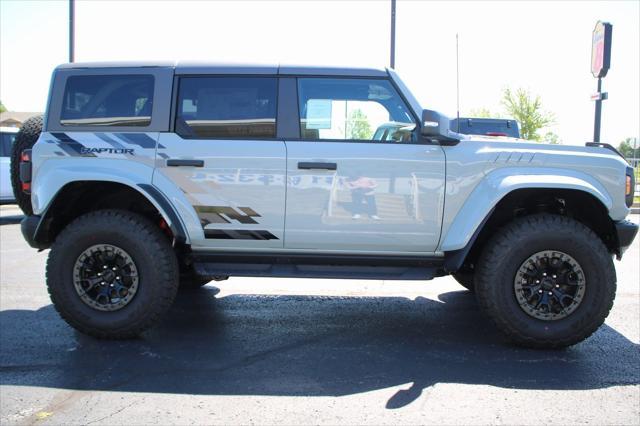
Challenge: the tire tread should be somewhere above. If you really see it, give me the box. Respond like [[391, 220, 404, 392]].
[[475, 214, 616, 349]]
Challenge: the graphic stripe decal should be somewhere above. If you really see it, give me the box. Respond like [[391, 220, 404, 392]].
[[49, 132, 96, 157], [195, 205, 278, 240], [115, 133, 157, 148], [204, 229, 278, 240], [195, 206, 261, 225]]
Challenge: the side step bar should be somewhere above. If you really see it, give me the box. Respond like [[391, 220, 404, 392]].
[[191, 252, 444, 281]]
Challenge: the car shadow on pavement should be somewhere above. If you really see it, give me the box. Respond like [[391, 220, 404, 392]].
[[0, 287, 638, 409]]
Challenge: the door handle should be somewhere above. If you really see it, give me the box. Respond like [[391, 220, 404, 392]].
[[166, 159, 204, 167], [297, 162, 337, 171]]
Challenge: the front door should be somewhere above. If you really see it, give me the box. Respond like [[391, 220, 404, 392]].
[[284, 77, 445, 253], [154, 75, 286, 250]]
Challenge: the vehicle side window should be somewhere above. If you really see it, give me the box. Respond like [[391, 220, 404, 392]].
[[297, 78, 416, 142], [0, 133, 16, 157], [60, 75, 154, 127], [176, 77, 277, 139]]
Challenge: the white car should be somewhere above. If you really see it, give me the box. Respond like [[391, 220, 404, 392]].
[[0, 126, 18, 204]]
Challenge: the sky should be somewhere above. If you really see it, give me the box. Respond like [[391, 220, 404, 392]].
[[0, 0, 638, 146]]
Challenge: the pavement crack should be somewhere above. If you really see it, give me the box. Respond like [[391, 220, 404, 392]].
[[85, 401, 136, 425]]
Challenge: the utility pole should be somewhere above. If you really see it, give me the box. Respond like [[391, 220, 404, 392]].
[[69, 0, 75, 62], [390, 0, 396, 68]]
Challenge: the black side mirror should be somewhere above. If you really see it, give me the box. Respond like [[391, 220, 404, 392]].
[[420, 109, 461, 144]]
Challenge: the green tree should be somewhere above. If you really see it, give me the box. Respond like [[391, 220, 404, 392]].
[[0, 100, 6, 113], [543, 131, 561, 145], [467, 108, 500, 118], [346, 109, 372, 140], [618, 137, 640, 160], [501, 88, 554, 141]]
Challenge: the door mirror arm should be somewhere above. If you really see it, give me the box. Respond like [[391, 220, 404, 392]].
[[420, 109, 462, 145]]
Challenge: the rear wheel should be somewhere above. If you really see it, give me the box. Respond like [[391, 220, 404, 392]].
[[46, 210, 179, 339], [10, 115, 43, 215], [475, 214, 616, 349]]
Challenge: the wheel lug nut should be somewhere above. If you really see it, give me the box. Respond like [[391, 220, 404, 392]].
[[538, 289, 543, 294], [542, 272, 547, 277], [101, 281, 106, 285], [548, 291, 553, 295], [555, 284, 560, 288], [112, 267, 117, 271], [552, 275, 557, 279], [97, 273, 102, 277], [116, 276, 120, 280], [535, 280, 540, 284]]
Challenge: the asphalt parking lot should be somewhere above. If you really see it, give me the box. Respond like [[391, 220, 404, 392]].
[[0, 204, 638, 425]]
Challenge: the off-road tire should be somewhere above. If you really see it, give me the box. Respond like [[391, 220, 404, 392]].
[[179, 273, 211, 290], [452, 271, 475, 291], [46, 210, 179, 339], [475, 213, 616, 349], [10, 115, 43, 215]]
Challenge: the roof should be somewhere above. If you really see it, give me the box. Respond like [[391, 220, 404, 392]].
[[55, 61, 389, 77], [0, 112, 42, 124]]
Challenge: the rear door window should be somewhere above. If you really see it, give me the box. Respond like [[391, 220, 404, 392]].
[[60, 75, 154, 127], [176, 77, 277, 139], [0, 133, 16, 157]]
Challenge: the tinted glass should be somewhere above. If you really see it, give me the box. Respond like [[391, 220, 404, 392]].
[[61, 75, 154, 127], [297, 78, 416, 142], [0, 133, 16, 157], [177, 77, 277, 139]]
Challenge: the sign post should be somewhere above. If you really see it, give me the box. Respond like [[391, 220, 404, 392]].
[[590, 21, 612, 143]]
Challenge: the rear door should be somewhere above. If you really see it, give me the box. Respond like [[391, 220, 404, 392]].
[[283, 77, 446, 253], [154, 75, 286, 249]]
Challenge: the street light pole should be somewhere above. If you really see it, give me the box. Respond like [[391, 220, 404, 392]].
[[390, 0, 396, 69], [69, 0, 75, 62]]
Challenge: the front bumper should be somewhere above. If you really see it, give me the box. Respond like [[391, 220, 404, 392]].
[[615, 219, 638, 258]]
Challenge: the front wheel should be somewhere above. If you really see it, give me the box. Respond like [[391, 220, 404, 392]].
[[475, 214, 616, 349], [46, 210, 179, 339]]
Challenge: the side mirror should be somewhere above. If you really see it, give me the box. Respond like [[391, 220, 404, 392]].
[[420, 109, 460, 144]]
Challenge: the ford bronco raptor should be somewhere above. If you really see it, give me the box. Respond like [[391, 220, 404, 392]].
[[13, 62, 638, 348]]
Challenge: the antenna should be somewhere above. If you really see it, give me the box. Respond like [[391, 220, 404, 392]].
[[456, 33, 460, 133]]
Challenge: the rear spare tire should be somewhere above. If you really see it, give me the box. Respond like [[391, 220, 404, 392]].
[[10, 115, 43, 215], [46, 210, 180, 339], [475, 213, 616, 349]]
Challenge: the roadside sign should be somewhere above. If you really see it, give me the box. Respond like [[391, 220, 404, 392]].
[[591, 21, 612, 78]]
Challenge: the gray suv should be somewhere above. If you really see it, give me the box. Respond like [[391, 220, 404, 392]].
[[13, 62, 638, 348]]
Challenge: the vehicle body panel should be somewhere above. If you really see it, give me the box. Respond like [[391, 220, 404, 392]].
[[439, 139, 630, 251], [153, 134, 287, 249], [284, 141, 445, 252]]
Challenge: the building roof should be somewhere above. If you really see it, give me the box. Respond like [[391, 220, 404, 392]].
[[55, 61, 389, 77], [0, 112, 42, 124]]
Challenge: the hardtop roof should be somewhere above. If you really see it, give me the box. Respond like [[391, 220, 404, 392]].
[[55, 61, 389, 77]]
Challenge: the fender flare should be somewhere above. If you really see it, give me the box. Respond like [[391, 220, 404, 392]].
[[30, 179, 188, 247], [439, 167, 613, 253]]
